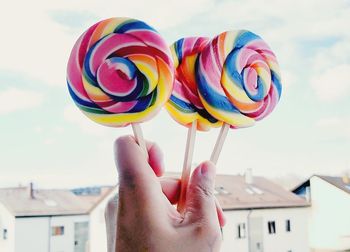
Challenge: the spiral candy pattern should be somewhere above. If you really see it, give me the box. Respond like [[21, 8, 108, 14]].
[[67, 17, 174, 127], [197, 30, 282, 128], [166, 37, 222, 131]]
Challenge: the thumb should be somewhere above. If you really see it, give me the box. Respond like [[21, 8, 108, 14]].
[[184, 161, 218, 226]]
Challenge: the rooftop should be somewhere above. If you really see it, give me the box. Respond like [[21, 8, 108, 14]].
[[215, 174, 309, 210], [293, 175, 350, 195], [0, 174, 309, 216], [317, 175, 350, 194], [166, 173, 309, 210], [0, 186, 114, 217]]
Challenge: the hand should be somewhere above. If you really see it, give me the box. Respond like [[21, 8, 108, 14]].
[[105, 136, 225, 252]]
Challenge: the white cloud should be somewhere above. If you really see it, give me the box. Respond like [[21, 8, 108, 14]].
[[63, 104, 108, 136], [309, 30, 350, 103], [0, 88, 44, 114], [312, 39, 350, 73], [0, 0, 214, 88], [52, 126, 65, 134], [280, 69, 296, 91], [316, 116, 350, 139], [34, 126, 44, 133], [63, 104, 131, 137], [1, 0, 349, 95], [310, 64, 350, 102], [48, 0, 214, 30], [0, 10, 71, 87], [316, 117, 342, 128], [206, 0, 350, 42], [183, 0, 350, 102], [44, 138, 56, 145]]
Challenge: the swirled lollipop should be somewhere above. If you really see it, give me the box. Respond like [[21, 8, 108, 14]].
[[165, 37, 222, 212], [196, 30, 282, 163], [67, 17, 174, 153], [166, 37, 222, 131]]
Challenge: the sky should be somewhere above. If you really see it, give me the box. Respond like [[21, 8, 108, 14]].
[[1, 0, 350, 188]]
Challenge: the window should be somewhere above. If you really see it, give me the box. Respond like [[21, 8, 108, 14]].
[[237, 223, 246, 238], [286, 220, 291, 232], [268, 221, 276, 234], [257, 242, 261, 250], [3, 229, 7, 240], [51, 226, 64, 236], [250, 186, 264, 195], [215, 186, 230, 195], [245, 186, 264, 195], [245, 188, 254, 194]]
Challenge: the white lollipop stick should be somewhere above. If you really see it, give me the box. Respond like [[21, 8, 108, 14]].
[[132, 123, 149, 159], [177, 120, 197, 213], [210, 123, 230, 165]]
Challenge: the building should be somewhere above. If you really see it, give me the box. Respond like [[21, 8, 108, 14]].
[[0, 184, 117, 252], [214, 171, 310, 252], [293, 175, 350, 252], [1, 173, 309, 252]]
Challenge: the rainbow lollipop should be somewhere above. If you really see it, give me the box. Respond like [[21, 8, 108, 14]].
[[166, 37, 222, 131], [67, 17, 174, 153], [196, 30, 282, 163], [165, 37, 222, 212]]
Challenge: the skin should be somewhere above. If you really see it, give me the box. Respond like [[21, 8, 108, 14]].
[[105, 136, 226, 252]]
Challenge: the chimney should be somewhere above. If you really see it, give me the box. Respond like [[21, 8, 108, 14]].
[[245, 168, 253, 184], [29, 182, 35, 199]]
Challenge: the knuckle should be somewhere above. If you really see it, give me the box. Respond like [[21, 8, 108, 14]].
[[106, 195, 118, 211], [115, 135, 133, 147], [194, 184, 213, 198], [105, 195, 118, 215], [192, 222, 221, 239]]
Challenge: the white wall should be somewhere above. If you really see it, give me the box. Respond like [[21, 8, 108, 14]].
[[89, 188, 117, 252], [309, 176, 350, 251], [50, 215, 89, 252], [257, 207, 309, 252], [221, 210, 249, 252], [15, 215, 89, 252], [221, 207, 309, 252], [15, 217, 50, 252], [0, 203, 16, 252]]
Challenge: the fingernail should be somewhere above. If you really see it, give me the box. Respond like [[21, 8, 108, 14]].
[[200, 164, 210, 176]]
